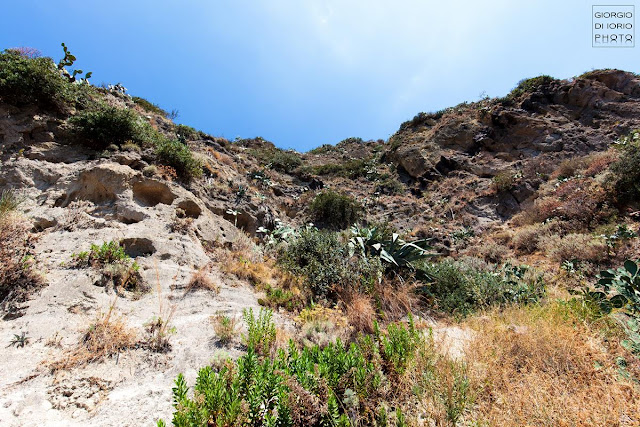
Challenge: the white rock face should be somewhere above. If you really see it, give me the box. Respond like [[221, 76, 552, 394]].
[[0, 155, 289, 426]]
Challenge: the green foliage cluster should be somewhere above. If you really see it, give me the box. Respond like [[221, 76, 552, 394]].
[[492, 170, 517, 193], [419, 259, 546, 316], [337, 137, 365, 146], [175, 124, 200, 142], [72, 241, 142, 292], [73, 241, 132, 266], [243, 308, 276, 356], [572, 259, 640, 356], [278, 229, 382, 300], [132, 96, 169, 117], [313, 157, 376, 180], [155, 138, 203, 180], [308, 144, 337, 154], [508, 75, 559, 99], [309, 190, 362, 230], [349, 225, 434, 272], [70, 104, 202, 180], [611, 130, 640, 203], [70, 105, 156, 149], [398, 111, 444, 132], [0, 50, 74, 111], [248, 146, 303, 174], [163, 312, 426, 427]]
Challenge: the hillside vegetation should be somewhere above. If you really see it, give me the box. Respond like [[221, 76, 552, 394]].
[[0, 46, 639, 426]]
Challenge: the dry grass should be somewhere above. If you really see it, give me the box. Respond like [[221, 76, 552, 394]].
[[186, 264, 219, 293], [374, 278, 418, 322], [541, 233, 608, 263], [49, 305, 137, 371], [0, 211, 43, 312], [343, 291, 376, 334], [464, 304, 640, 426]]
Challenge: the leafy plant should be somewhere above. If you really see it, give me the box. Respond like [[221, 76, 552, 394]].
[[611, 130, 640, 203], [596, 260, 640, 316], [349, 225, 435, 272], [155, 137, 203, 181], [161, 316, 428, 426], [508, 75, 559, 99], [9, 331, 29, 348], [242, 307, 276, 356], [278, 229, 382, 299], [418, 259, 545, 316], [72, 241, 143, 293], [0, 49, 72, 110], [309, 190, 362, 230], [70, 105, 156, 150]]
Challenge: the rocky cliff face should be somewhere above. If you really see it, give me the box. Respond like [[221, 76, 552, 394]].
[[0, 67, 639, 425]]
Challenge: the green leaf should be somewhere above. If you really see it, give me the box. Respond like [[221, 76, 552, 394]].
[[610, 294, 628, 309], [624, 260, 638, 276]]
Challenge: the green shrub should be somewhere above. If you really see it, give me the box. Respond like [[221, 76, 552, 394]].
[[247, 146, 302, 174], [132, 96, 169, 117], [308, 144, 336, 154], [162, 316, 427, 427], [611, 131, 640, 203], [242, 307, 276, 356], [267, 149, 303, 173], [313, 157, 376, 180], [155, 138, 203, 181], [418, 259, 545, 316], [309, 190, 362, 230], [70, 105, 156, 150], [492, 170, 516, 192], [278, 229, 381, 299], [72, 241, 143, 293], [0, 50, 72, 110], [508, 75, 559, 99], [175, 124, 199, 142]]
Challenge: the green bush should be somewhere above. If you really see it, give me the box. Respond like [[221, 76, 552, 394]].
[[242, 308, 276, 356], [155, 138, 203, 181], [278, 229, 381, 299], [132, 96, 169, 117], [70, 105, 156, 149], [267, 150, 303, 173], [313, 158, 376, 180], [418, 259, 545, 316], [72, 241, 143, 293], [247, 146, 302, 174], [508, 75, 559, 99], [611, 132, 640, 203], [309, 190, 362, 230], [0, 50, 72, 110], [162, 315, 425, 427]]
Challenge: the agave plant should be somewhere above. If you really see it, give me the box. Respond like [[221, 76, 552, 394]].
[[349, 225, 435, 270]]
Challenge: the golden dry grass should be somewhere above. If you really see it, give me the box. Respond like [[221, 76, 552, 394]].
[[464, 304, 640, 426], [185, 264, 219, 293], [49, 305, 137, 372]]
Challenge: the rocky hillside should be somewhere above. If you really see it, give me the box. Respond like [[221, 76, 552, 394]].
[[1, 48, 639, 426]]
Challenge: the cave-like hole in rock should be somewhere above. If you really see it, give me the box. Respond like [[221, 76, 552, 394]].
[[177, 200, 202, 219], [132, 180, 176, 207], [120, 237, 156, 258]]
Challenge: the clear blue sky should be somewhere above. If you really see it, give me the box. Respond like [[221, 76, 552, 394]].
[[2, 1, 638, 151]]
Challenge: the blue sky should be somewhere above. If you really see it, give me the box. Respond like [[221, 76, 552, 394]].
[[2, 1, 638, 151]]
